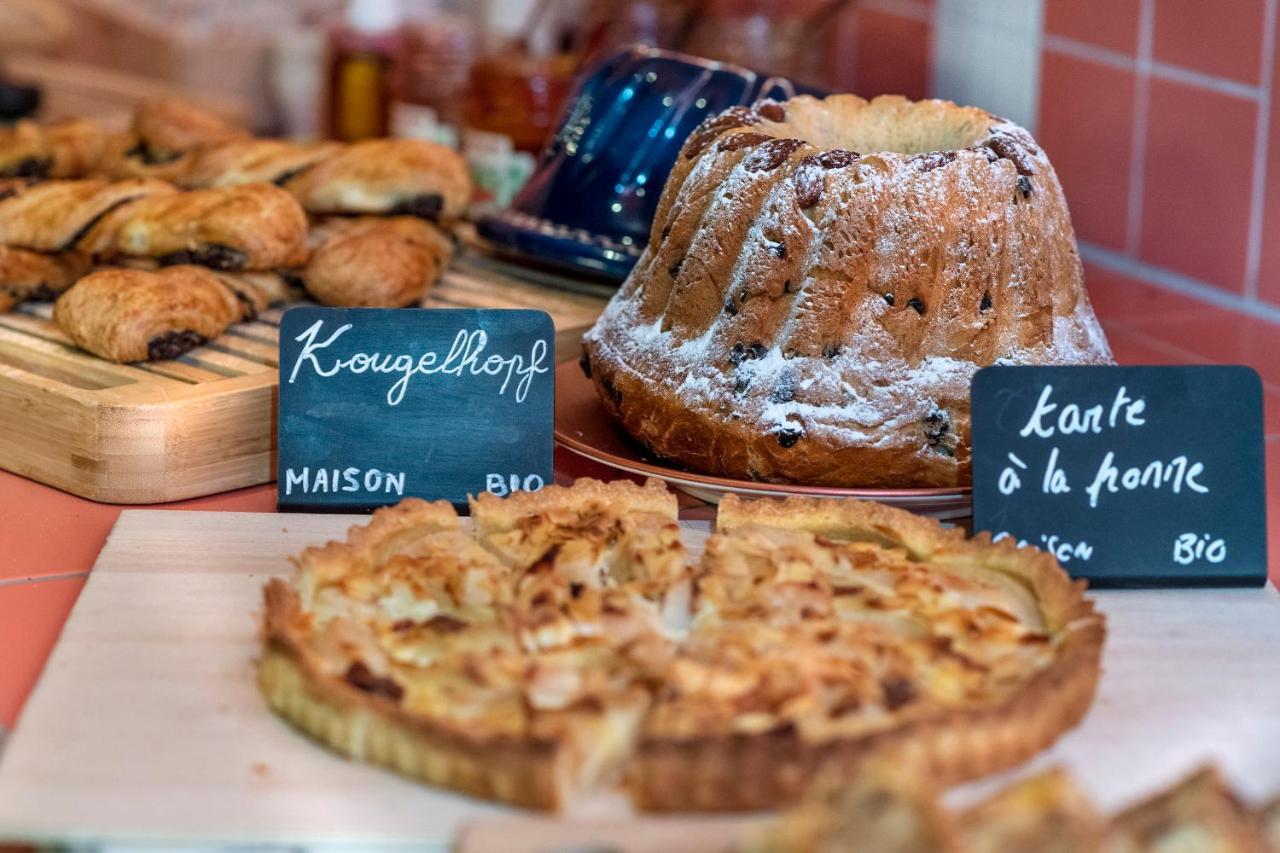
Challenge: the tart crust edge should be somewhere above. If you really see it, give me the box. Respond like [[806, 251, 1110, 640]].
[[258, 579, 647, 811]]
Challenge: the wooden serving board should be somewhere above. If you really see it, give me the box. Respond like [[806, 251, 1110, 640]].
[[1, 511, 1279, 850], [0, 252, 610, 504]]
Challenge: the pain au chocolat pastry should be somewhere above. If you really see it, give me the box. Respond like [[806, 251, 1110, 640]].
[[101, 100, 471, 220], [302, 216, 453, 307], [99, 97, 247, 181], [53, 265, 241, 362], [582, 94, 1112, 488], [180, 138, 343, 189], [81, 183, 309, 270], [117, 256, 301, 322], [0, 247, 90, 312], [0, 178, 175, 253], [281, 138, 471, 221], [0, 118, 107, 179]]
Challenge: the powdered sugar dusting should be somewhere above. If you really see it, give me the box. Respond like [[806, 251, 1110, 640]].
[[583, 96, 1113, 473]]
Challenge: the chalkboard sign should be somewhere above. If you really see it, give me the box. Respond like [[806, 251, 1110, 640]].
[[277, 306, 554, 512], [971, 365, 1267, 587]]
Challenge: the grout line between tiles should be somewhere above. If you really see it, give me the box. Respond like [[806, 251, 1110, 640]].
[[1115, 325, 1280, 397], [1245, 0, 1279, 300], [1042, 34, 1266, 101], [1081, 243, 1280, 325], [0, 571, 90, 590], [862, 0, 933, 22]]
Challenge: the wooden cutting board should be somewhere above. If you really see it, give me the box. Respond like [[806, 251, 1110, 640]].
[[0, 511, 1279, 850], [0, 251, 609, 504]]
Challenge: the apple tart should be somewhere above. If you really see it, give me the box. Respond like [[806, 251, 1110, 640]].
[[259, 479, 1104, 811]]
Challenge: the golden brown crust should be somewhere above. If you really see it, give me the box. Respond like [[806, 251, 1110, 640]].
[[583, 94, 1112, 488], [0, 118, 107, 179], [632, 494, 1104, 812], [97, 100, 247, 182], [302, 216, 451, 307], [131, 98, 246, 156], [82, 183, 309, 270], [469, 476, 678, 538], [1260, 795, 1280, 850], [259, 582, 623, 811], [0, 178, 176, 252], [53, 265, 241, 362], [283, 138, 471, 221], [959, 768, 1104, 853], [180, 138, 342, 189], [261, 483, 1103, 814], [0, 246, 90, 310], [746, 758, 957, 853], [1106, 766, 1269, 853]]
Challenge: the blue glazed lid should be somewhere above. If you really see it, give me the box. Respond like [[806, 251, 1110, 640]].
[[478, 45, 822, 282]]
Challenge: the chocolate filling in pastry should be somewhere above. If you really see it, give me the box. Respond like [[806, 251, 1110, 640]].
[[59, 196, 142, 252], [159, 244, 250, 271], [124, 140, 184, 166], [391, 193, 444, 222], [0, 157, 52, 180], [146, 329, 205, 361]]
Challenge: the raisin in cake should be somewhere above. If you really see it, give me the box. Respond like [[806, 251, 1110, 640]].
[[582, 94, 1112, 488]]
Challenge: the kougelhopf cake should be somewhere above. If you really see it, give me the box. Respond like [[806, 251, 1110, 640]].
[[582, 95, 1112, 488]]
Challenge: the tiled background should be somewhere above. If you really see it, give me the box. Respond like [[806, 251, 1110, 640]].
[[825, 0, 1280, 323], [1, 0, 1279, 742]]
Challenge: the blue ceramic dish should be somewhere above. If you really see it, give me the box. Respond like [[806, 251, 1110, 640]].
[[478, 45, 820, 282]]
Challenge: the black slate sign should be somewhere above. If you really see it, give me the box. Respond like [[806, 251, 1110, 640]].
[[277, 306, 554, 512], [971, 365, 1267, 587]]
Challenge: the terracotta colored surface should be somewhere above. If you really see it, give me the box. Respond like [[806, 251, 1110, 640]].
[[0, 577, 85, 728], [1139, 79, 1259, 292], [1084, 263, 1211, 321], [0, 479, 276, 582], [1257, 27, 1280, 306], [1152, 0, 1267, 84], [855, 9, 931, 101], [1045, 0, 1141, 54], [1039, 53, 1136, 250], [1269, 438, 1280, 574]]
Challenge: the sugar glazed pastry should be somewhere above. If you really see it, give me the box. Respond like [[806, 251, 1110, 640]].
[[258, 480, 1104, 811], [303, 216, 453, 307], [53, 265, 242, 362], [582, 95, 1113, 488]]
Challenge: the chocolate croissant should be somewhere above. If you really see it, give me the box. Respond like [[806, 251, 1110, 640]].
[[302, 217, 453, 307], [0, 247, 90, 312], [0, 178, 175, 252], [98, 98, 247, 181], [82, 183, 309, 271], [180, 138, 342, 189], [282, 139, 471, 221], [118, 256, 302, 321], [0, 118, 107, 179], [53, 265, 242, 362]]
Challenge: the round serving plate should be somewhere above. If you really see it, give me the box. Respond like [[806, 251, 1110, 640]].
[[554, 360, 973, 521]]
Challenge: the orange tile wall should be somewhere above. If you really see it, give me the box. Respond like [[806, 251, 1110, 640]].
[[825, 0, 1280, 322]]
